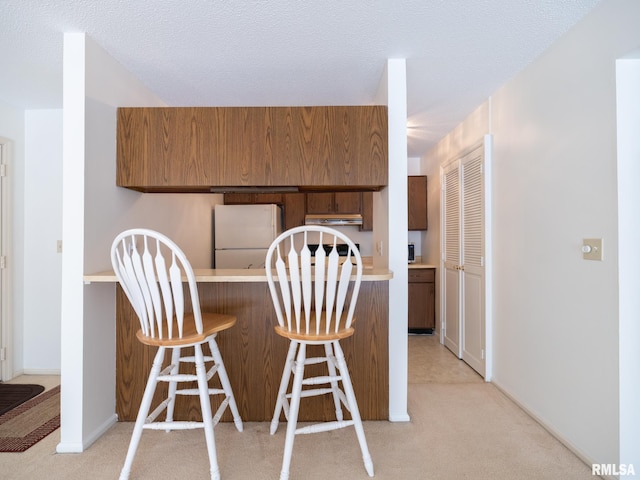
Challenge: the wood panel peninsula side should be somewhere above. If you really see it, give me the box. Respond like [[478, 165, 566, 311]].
[[85, 268, 392, 422], [116, 106, 388, 192]]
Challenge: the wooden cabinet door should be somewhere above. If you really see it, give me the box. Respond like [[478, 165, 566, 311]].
[[224, 193, 282, 204], [283, 193, 306, 229], [306, 192, 334, 214], [223, 193, 254, 204], [306, 192, 362, 214], [408, 175, 428, 230], [253, 193, 283, 204], [334, 192, 361, 214], [289, 106, 388, 187], [360, 192, 373, 231], [408, 282, 435, 330], [408, 268, 436, 332]]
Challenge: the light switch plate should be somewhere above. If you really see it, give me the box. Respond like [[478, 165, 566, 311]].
[[582, 238, 603, 261]]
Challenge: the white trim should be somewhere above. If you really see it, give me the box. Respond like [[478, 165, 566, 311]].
[[22, 368, 62, 375], [483, 134, 493, 381], [615, 56, 640, 472], [0, 137, 13, 381], [56, 413, 118, 453]]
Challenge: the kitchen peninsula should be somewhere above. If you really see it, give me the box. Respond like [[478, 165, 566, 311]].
[[103, 104, 393, 422], [85, 266, 393, 422]]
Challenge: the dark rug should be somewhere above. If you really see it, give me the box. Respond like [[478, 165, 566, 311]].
[[0, 385, 60, 452], [0, 383, 45, 417]]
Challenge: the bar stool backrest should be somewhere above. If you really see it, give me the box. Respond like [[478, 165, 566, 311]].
[[265, 225, 363, 338], [111, 228, 202, 340]]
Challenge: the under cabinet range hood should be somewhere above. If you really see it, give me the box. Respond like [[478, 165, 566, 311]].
[[304, 213, 363, 226]]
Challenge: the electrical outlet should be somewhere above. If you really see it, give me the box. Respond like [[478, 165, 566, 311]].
[[582, 238, 603, 261]]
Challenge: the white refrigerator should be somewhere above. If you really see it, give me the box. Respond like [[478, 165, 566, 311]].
[[213, 204, 282, 269]]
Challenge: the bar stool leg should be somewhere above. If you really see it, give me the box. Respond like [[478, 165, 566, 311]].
[[279, 343, 306, 480], [119, 347, 165, 480], [208, 337, 243, 432], [334, 341, 374, 477], [271, 340, 298, 435], [323, 342, 344, 421], [195, 343, 220, 480], [165, 347, 181, 426]]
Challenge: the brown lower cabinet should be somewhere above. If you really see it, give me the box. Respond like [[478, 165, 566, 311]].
[[408, 267, 436, 333], [115, 281, 389, 422]]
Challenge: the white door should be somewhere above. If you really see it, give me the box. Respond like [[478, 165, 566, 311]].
[[460, 149, 485, 376], [442, 160, 461, 356], [441, 142, 487, 377]]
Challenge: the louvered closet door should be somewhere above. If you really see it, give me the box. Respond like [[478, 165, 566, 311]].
[[461, 147, 485, 376], [442, 161, 461, 356]]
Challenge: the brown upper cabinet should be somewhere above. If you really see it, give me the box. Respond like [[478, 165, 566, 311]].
[[117, 106, 388, 192], [223, 193, 282, 204], [305, 192, 362, 215], [408, 175, 428, 230]]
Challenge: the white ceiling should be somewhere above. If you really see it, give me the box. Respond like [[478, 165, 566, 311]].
[[1, 0, 603, 157]]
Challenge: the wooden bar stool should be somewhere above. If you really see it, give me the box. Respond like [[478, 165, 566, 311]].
[[111, 228, 243, 480], [265, 225, 374, 479]]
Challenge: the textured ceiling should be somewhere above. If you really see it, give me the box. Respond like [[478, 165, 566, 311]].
[[0, 0, 603, 157]]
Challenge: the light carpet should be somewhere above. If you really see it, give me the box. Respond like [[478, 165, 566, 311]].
[[0, 336, 595, 479]]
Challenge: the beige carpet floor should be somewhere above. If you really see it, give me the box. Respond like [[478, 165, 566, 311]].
[[0, 335, 595, 479]]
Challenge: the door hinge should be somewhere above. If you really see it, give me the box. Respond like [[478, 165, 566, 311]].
[[0, 164, 6, 177], [481, 349, 485, 360], [0, 256, 6, 269], [0, 348, 6, 361]]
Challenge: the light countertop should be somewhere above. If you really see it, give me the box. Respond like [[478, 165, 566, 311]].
[[84, 267, 394, 283], [408, 263, 438, 269]]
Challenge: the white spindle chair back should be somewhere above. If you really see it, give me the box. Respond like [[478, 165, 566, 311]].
[[111, 228, 203, 340], [265, 226, 363, 339]]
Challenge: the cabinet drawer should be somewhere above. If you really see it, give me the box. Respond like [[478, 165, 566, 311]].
[[408, 268, 435, 283]]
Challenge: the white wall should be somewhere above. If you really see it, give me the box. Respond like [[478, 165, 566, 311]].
[[59, 32, 226, 452], [23, 110, 62, 373], [422, 102, 490, 332], [376, 59, 410, 421], [0, 101, 25, 379], [423, 0, 640, 469]]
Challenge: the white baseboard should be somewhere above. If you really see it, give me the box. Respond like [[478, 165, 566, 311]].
[[56, 441, 84, 454], [388, 413, 411, 422], [56, 414, 118, 454], [22, 368, 61, 376], [83, 414, 119, 450]]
